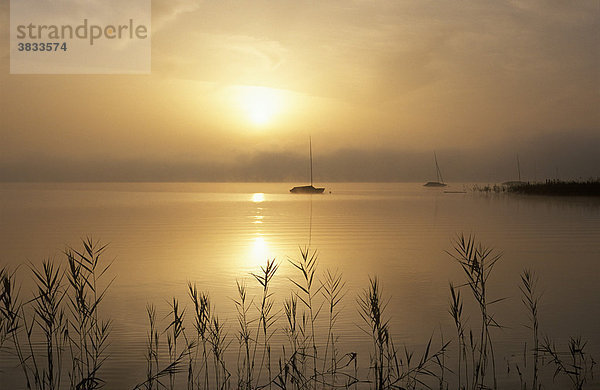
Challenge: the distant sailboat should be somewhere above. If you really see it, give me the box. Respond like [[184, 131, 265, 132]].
[[424, 152, 447, 187], [502, 154, 526, 186], [290, 137, 325, 194]]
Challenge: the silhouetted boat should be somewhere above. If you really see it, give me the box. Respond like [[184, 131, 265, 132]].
[[502, 154, 526, 186], [424, 152, 447, 187], [290, 185, 325, 194], [290, 137, 325, 194]]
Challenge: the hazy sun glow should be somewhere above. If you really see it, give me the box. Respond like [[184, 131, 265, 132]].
[[236, 86, 285, 126]]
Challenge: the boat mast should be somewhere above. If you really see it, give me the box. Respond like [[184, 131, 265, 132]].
[[309, 136, 313, 186], [517, 154, 521, 182], [434, 152, 444, 183]]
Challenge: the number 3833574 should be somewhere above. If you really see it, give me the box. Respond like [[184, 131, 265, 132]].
[[17, 42, 67, 52]]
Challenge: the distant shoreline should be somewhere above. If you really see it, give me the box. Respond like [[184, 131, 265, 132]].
[[474, 179, 600, 196]]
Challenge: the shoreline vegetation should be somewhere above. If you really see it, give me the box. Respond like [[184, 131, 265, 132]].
[[472, 179, 600, 197], [1, 236, 597, 390]]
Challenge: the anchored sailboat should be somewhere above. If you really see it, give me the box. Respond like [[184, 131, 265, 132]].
[[290, 137, 325, 194], [424, 152, 447, 187], [502, 154, 526, 186]]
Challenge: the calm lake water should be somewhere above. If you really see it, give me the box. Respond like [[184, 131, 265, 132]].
[[1, 182, 599, 389]]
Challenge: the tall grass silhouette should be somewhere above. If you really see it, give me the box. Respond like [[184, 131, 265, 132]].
[[0, 238, 112, 390], [0, 235, 597, 389], [446, 234, 505, 389]]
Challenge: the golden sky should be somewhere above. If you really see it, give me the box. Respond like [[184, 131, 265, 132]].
[[0, 0, 598, 181]]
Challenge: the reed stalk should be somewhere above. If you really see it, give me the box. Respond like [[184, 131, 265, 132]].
[[449, 282, 468, 390], [540, 335, 596, 390], [166, 298, 185, 390], [30, 259, 67, 390], [447, 234, 504, 390], [189, 282, 211, 389], [519, 268, 541, 390], [0, 238, 112, 390], [358, 276, 392, 389], [321, 269, 345, 387], [234, 280, 253, 390], [251, 258, 279, 389], [1, 266, 33, 389], [289, 248, 321, 389], [65, 237, 113, 390]]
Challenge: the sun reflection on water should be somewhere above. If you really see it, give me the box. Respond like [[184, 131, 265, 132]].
[[252, 193, 265, 202], [251, 235, 269, 264], [240, 193, 274, 269]]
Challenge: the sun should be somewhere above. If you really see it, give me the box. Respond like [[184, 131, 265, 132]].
[[236, 86, 284, 126]]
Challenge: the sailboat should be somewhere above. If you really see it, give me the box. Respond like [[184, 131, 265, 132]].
[[502, 154, 526, 186], [424, 152, 447, 187], [290, 137, 325, 194]]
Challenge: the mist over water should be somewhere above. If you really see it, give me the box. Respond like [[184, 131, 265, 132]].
[[2, 130, 599, 183], [1, 182, 598, 389]]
